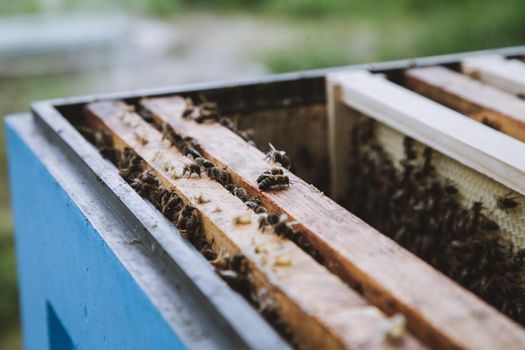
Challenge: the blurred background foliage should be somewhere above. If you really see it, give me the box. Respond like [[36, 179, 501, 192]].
[[1, 0, 524, 348]]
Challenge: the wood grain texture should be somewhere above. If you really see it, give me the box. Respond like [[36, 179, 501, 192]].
[[85, 100, 422, 350], [405, 66, 525, 142], [461, 54, 525, 96], [142, 96, 525, 349]]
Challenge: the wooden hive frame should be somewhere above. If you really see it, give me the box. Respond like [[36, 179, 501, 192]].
[[83, 100, 423, 349], [30, 46, 525, 350], [404, 65, 525, 142], [140, 95, 525, 349], [327, 69, 525, 349], [461, 54, 525, 96]]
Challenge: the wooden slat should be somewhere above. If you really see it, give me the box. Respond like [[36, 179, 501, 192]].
[[333, 70, 525, 196], [462, 54, 525, 96], [405, 66, 525, 142], [85, 100, 422, 350], [142, 96, 525, 349], [326, 75, 365, 199]]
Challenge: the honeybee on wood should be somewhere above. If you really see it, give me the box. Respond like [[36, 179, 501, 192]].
[[258, 174, 290, 191], [219, 116, 236, 131], [225, 184, 248, 202], [207, 167, 232, 185], [245, 197, 261, 210], [179, 136, 202, 158], [176, 205, 200, 237], [182, 162, 202, 178], [216, 255, 251, 294], [496, 192, 520, 212], [156, 189, 182, 218], [182, 97, 196, 119], [258, 213, 281, 231], [236, 129, 255, 144], [118, 147, 143, 180], [256, 168, 284, 183], [194, 157, 214, 169], [161, 123, 181, 145], [245, 197, 267, 214], [264, 143, 293, 171], [481, 117, 501, 131], [273, 217, 297, 238], [130, 170, 159, 198], [194, 101, 219, 123]]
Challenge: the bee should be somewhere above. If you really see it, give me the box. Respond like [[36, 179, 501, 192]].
[[444, 183, 458, 196], [481, 216, 500, 231], [182, 162, 202, 178], [176, 205, 200, 237], [225, 184, 248, 202], [245, 197, 261, 210], [207, 167, 232, 185], [216, 255, 251, 294], [182, 97, 196, 119], [481, 117, 501, 131], [130, 171, 159, 198], [358, 119, 375, 144], [403, 137, 417, 161], [274, 218, 297, 238], [178, 136, 201, 158], [156, 189, 182, 218], [236, 129, 255, 144], [194, 101, 219, 123], [418, 146, 433, 177], [259, 174, 290, 191], [496, 192, 520, 212], [468, 201, 483, 233], [194, 157, 214, 169], [161, 123, 181, 145], [245, 197, 267, 214], [264, 143, 293, 171], [118, 148, 143, 180], [256, 168, 284, 183], [219, 116, 236, 131], [258, 213, 281, 231]]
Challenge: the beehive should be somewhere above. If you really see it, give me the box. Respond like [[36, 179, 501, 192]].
[[10, 46, 525, 350]]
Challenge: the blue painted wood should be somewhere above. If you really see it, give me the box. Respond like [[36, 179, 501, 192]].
[[6, 119, 186, 350]]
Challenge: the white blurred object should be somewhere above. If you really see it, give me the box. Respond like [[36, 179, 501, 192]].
[[0, 14, 172, 76]]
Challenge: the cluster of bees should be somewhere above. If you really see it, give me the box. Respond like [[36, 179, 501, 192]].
[[160, 119, 298, 236], [162, 106, 322, 262], [342, 119, 525, 324], [81, 100, 322, 338], [182, 96, 256, 146], [81, 126, 214, 261]]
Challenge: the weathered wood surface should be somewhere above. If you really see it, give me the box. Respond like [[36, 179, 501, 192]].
[[142, 96, 525, 349], [85, 100, 422, 350], [405, 65, 525, 142], [462, 54, 525, 96]]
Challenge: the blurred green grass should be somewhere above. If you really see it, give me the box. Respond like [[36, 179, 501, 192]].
[[1, 0, 524, 347]]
